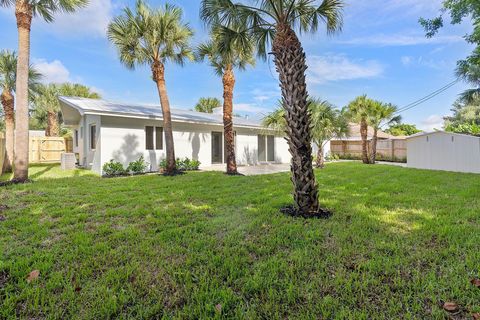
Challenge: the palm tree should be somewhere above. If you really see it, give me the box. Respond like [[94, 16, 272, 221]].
[[32, 83, 100, 136], [1, 0, 87, 182], [0, 50, 41, 173], [108, 0, 194, 175], [310, 99, 349, 168], [201, 0, 344, 215], [367, 101, 400, 163], [263, 99, 348, 168], [345, 95, 374, 164], [195, 97, 221, 113], [197, 24, 255, 174]]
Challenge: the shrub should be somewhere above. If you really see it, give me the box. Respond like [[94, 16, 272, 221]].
[[103, 160, 126, 176], [159, 157, 201, 172], [127, 156, 149, 175]]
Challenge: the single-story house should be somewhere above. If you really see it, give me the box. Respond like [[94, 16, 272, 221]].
[[59, 96, 291, 174], [330, 123, 407, 162], [407, 131, 480, 174]]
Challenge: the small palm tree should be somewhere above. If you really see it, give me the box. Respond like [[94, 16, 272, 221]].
[[201, 0, 344, 215], [197, 23, 255, 174], [310, 99, 349, 168], [195, 97, 221, 113], [345, 95, 374, 164], [32, 83, 100, 136], [1, 0, 88, 182], [368, 101, 400, 163], [263, 99, 348, 169], [108, 0, 194, 175], [0, 50, 41, 173]]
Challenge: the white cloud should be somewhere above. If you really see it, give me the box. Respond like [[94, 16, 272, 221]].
[[33, 59, 71, 83], [234, 103, 269, 114], [401, 56, 413, 66], [339, 34, 462, 47], [420, 114, 444, 131], [251, 88, 280, 103], [37, 0, 113, 37], [307, 54, 384, 84]]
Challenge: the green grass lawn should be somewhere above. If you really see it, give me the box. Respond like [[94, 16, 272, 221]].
[[0, 163, 479, 319]]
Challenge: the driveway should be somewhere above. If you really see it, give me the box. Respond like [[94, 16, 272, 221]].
[[203, 164, 291, 176]]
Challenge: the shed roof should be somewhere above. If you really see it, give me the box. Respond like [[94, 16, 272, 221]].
[[406, 130, 480, 140], [59, 96, 266, 129]]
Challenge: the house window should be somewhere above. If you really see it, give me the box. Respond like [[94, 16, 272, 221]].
[[90, 125, 96, 150], [80, 127, 83, 139], [146, 126, 163, 150], [155, 127, 163, 150], [258, 134, 275, 162], [145, 126, 154, 150], [74, 129, 79, 147]]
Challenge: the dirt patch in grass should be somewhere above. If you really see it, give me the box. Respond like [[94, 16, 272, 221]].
[[280, 205, 333, 219]]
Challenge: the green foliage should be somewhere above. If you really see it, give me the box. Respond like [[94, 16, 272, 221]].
[[200, 0, 344, 60], [107, 0, 194, 70], [0, 50, 42, 97], [445, 122, 480, 136], [0, 0, 88, 23], [194, 97, 221, 113], [444, 96, 480, 128], [102, 159, 126, 177], [262, 98, 349, 148], [386, 124, 421, 136], [127, 156, 149, 174], [159, 157, 200, 171], [30, 83, 101, 130]]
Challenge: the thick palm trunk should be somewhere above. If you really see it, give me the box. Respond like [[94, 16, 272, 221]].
[[1, 90, 15, 173], [316, 144, 325, 169], [370, 128, 378, 164], [360, 118, 370, 164], [222, 64, 237, 174], [13, 0, 32, 182], [152, 61, 176, 174], [46, 111, 60, 137], [272, 24, 319, 215]]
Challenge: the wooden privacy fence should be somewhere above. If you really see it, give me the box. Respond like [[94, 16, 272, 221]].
[[29, 136, 73, 163], [0, 133, 5, 174], [331, 138, 407, 162]]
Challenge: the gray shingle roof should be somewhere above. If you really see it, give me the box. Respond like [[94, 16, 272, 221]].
[[59, 96, 266, 129]]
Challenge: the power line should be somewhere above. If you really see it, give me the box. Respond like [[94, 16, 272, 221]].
[[394, 79, 460, 115]]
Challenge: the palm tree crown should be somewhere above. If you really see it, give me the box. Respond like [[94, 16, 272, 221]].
[[201, 0, 343, 58], [107, 0, 194, 70], [195, 97, 221, 113], [0, 50, 42, 95], [0, 0, 88, 22]]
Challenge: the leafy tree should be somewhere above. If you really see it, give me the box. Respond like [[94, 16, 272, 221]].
[[420, 1, 480, 102], [32, 83, 100, 136], [0, 50, 41, 173], [1, 0, 87, 182], [444, 95, 480, 126], [108, 0, 194, 175], [262, 99, 349, 168], [385, 123, 421, 136], [201, 0, 344, 216], [197, 23, 255, 174], [445, 122, 480, 136], [344, 95, 374, 164], [194, 97, 221, 113], [367, 101, 400, 163]]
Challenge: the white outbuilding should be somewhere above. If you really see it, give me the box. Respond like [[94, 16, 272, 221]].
[[59, 96, 291, 175], [406, 131, 480, 174]]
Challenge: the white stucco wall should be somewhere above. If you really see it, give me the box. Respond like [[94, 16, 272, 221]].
[[407, 132, 480, 174], [93, 115, 290, 174]]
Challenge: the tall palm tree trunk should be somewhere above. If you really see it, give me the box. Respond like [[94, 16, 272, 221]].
[[360, 118, 369, 164], [46, 111, 60, 137], [272, 24, 319, 215], [370, 128, 378, 164], [152, 61, 176, 174], [1, 90, 15, 173], [13, 0, 32, 182], [222, 64, 237, 174], [316, 143, 325, 169]]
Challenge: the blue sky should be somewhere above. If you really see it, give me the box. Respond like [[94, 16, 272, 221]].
[[0, 0, 474, 130]]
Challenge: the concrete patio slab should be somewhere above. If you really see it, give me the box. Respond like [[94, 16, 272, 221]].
[[202, 164, 291, 176]]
